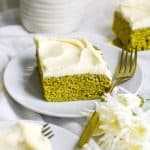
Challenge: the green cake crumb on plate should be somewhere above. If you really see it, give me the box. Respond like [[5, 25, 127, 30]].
[[35, 36, 112, 102]]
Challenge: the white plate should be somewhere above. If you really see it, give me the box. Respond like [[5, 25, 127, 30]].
[[4, 38, 142, 118], [0, 120, 97, 150]]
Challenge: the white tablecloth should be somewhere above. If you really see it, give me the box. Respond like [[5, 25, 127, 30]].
[[0, 1, 150, 149]]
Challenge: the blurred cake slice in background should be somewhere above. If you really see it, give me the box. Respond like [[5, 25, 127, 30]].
[[0, 122, 52, 150], [113, 0, 150, 51], [35, 36, 112, 102]]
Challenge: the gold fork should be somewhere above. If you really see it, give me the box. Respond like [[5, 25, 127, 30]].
[[110, 49, 137, 92], [77, 49, 137, 148]]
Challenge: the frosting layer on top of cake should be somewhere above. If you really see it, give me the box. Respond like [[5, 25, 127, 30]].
[[35, 36, 111, 78], [116, 0, 150, 30]]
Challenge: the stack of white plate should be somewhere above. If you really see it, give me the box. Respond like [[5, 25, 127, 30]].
[[20, 0, 88, 33]]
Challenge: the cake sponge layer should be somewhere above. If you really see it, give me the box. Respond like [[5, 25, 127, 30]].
[[42, 74, 111, 102]]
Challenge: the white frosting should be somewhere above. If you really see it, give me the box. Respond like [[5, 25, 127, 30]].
[[96, 93, 150, 150], [35, 36, 111, 78], [116, 0, 150, 30], [0, 122, 52, 150]]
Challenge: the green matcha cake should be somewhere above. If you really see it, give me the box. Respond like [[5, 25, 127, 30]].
[[113, 0, 150, 51], [34, 36, 112, 102]]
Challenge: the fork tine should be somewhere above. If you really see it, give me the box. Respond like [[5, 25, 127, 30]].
[[47, 134, 54, 139], [130, 49, 137, 75], [129, 50, 133, 72], [123, 50, 131, 76], [124, 49, 129, 72], [43, 130, 53, 137], [113, 49, 124, 78], [42, 127, 51, 134], [43, 123, 49, 128], [42, 123, 54, 139], [119, 49, 125, 73], [130, 50, 135, 74]]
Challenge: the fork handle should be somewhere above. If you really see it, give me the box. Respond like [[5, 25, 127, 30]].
[[77, 111, 99, 148]]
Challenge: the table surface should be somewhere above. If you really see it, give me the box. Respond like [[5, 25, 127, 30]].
[[0, 0, 150, 148]]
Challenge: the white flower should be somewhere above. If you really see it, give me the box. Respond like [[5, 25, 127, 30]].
[[95, 94, 150, 150]]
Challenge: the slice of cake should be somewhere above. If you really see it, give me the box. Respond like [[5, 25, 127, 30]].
[[0, 122, 52, 150], [34, 36, 111, 102], [113, 0, 150, 51]]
